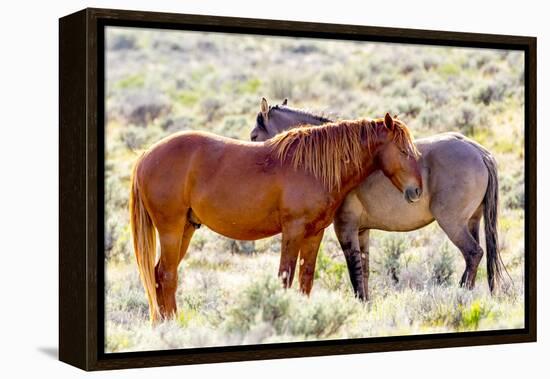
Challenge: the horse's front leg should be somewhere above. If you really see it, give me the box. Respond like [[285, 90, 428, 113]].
[[279, 223, 305, 288], [298, 229, 325, 295], [334, 193, 366, 300], [358, 229, 371, 301]]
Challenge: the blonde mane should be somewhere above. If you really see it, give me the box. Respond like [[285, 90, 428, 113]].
[[266, 118, 419, 190]]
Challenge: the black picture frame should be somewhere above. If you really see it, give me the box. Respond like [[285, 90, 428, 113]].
[[59, 7, 537, 371]]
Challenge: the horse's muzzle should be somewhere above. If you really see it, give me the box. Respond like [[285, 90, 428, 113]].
[[405, 186, 422, 203]]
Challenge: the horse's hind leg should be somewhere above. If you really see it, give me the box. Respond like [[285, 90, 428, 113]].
[[178, 221, 196, 264], [437, 219, 484, 290], [155, 223, 186, 320], [279, 222, 305, 288], [298, 230, 324, 295], [462, 209, 483, 287], [468, 207, 482, 245]]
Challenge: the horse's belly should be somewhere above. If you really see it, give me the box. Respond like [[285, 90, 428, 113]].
[[358, 171, 434, 232], [190, 198, 282, 241], [200, 216, 281, 241], [362, 202, 434, 231]]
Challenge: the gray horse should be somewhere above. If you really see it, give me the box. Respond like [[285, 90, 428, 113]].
[[251, 98, 507, 301]]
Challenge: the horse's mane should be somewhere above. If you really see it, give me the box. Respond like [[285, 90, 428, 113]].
[[270, 105, 333, 124], [266, 118, 419, 190]]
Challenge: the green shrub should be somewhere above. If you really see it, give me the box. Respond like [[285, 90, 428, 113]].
[[287, 292, 355, 338], [321, 66, 356, 90], [437, 62, 460, 77], [381, 82, 411, 98], [500, 171, 525, 209], [116, 74, 145, 89], [175, 91, 199, 106], [395, 97, 423, 118], [115, 90, 172, 126], [108, 33, 137, 51], [378, 235, 407, 284], [422, 55, 440, 70], [119, 124, 164, 151], [226, 240, 256, 255], [453, 103, 479, 135], [473, 80, 508, 105], [225, 276, 291, 334], [161, 116, 195, 133], [460, 300, 490, 330], [315, 247, 348, 291], [431, 241, 455, 286], [400, 61, 421, 75], [223, 275, 356, 339], [217, 116, 249, 140], [269, 76, 294, 99], [239, 78, 262, 94], [419, 108, 449, 130], [106, 283, 149, 319], [417, 81, 449, 106], [105, 329, 134, 352]]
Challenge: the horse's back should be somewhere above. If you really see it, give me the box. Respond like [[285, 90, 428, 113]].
[[418, 132, 489, 191], [138, 131, 216, 188], [355, 132, 491, 231], [419, 132, 489, 222], [139, 130, 263, 176]]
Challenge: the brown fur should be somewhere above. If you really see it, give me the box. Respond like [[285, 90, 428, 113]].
[[267, 118, 419, 191]]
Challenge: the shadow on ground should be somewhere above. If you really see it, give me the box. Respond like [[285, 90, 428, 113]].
[[37, 346, 58, 359]]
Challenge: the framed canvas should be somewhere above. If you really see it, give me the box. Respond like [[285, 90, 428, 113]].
[[59, 7, 537, 371]]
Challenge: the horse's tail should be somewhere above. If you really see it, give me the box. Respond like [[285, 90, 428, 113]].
[[129, 157, 160, 323], [480, 151, 509, 293]]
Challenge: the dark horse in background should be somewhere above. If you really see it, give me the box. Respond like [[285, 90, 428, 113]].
[[250, 98, 508, 301], [130, 113, 422, 323]]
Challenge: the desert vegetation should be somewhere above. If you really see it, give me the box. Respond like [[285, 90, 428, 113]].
[[104, 27, 525, 352]]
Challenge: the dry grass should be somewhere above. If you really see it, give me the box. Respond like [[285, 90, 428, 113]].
[[104, 27, 525, 353]]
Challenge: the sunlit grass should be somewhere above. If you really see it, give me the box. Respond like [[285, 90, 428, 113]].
[[105, 225, 525, 353], [104, 28, 526, 352]]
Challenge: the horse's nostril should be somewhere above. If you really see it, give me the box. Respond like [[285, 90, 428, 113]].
[[251, 135, 257, 141]]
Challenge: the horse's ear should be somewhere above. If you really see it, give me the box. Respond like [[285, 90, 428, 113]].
[[261, 97, 269, 114], [384, 113, 394, 130], [282, 98, 288, 106]]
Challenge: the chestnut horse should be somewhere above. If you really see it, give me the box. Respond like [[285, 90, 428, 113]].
[[250, 98, 508, 301], [130, 113, 422, 322]]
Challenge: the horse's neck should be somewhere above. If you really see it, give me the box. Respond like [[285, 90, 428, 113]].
[[278, 112, 327, 133], [331, 151, 379, 199], [303, 115, 326, 126], [339, 132, 389, 195], [324, 148, 378, 201]]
